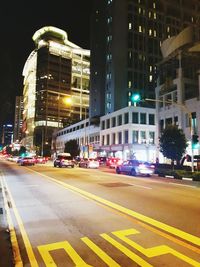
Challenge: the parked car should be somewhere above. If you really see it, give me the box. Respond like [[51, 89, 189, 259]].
[[79, 158, 99, 168], [35, 156, 47, 164], [54, 154, 74, 168], [97, 156, 107, 165], [19, 157, 35, 166], [106, 157, 123, 168], [116, 160, 155, 176]]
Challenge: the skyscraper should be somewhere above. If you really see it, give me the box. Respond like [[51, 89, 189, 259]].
[[90, 0, 200, 118], [13, 96, 23, 142], [22, 26, 90, 154]]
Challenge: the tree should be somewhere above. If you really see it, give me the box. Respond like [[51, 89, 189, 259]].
[[159, 125, 187, 166], [64, 139, 80, 158]]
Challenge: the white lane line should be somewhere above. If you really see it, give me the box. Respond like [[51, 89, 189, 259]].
[[169, 183, 197, 189]]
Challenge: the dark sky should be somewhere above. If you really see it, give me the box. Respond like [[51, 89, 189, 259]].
[[0, 0, 93, 125]]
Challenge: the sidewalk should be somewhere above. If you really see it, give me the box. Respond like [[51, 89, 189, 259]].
[[0, 179, 14, 267]]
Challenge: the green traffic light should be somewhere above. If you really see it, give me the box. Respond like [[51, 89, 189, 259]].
[[131, 93, 141, 102]]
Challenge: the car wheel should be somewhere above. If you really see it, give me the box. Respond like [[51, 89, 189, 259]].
[[71, 165, 74, 168], [59, 163, 62, 168], [130, 168, 136, 176], [116, 167, 121, 174], [54, 163, 57, 167]]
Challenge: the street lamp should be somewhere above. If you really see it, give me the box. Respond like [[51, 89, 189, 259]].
[[145, 98, 194, 172]]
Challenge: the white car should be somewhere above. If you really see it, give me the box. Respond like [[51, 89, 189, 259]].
[[79, 158, 99, 168]]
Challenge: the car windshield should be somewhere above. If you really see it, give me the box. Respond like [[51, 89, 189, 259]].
[[58, 156, 72, 160]]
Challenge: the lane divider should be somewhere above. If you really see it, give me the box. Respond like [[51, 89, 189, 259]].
[[1, 173, 23, 267], [2, 174, 39, 267]]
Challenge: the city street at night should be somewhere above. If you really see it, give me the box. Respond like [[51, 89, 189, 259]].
[[0, 160, 200, 266]]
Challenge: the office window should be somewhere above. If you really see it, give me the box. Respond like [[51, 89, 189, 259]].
[[132, 112, 138, 123], [132, 130, 139, 144], [107, 134, 110, 145], [124, 113, 129, 124], [140, 113, 146, 124], [149, 114, 155, 125], [124, 130, 129, 144], [101, 120, 105, 130], [149, 131, 155, 144], [102, 135, 105, 145], [106, 119, 110, 129], [118, 115, 122, 126], [140, 131, 146, 144], [118, 132, 122, 144], [112, 117, 116, 127], [112, 133, 116, 144]]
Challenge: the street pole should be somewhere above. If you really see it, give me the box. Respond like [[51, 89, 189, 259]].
[[145, 98, 194, 172]]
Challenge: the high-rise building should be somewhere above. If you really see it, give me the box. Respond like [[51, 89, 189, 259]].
[[2, 124, 13, 146], [13, 96, 23, 142], [22, 26, 90, 154], [90, 0, 200, 118]]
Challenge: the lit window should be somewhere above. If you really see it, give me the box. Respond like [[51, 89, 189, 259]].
[[153, 2, 156, 8], [139, 26, 142, 32], [167, 26, 170, 32], [149, 11, 151, 18], [128, 81, 132, 88], [149, 29, 152, 36], [138, 7, 141, 14], [149, 65, 152, 72], [128, 101, 131, 106], [154, 30, 157, 37], [149, 75, 153, 82], [129, 22, 132, 30], [154, 13, 157, 19]]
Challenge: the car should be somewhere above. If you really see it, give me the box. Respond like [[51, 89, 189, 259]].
[[19, 157, 35, 166], [97, 156, 107, 166], [35, 156, 47, 164], [54, 154, 74, 168], [106, 157, 123, 168], [116, 160, 155, 176], [79, 158, 99, 168]]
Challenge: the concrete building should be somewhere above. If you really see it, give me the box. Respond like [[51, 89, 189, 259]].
[[22, 26, 90, 155], [13, 96, 23, 142], [155, 26, 200, 161], [55, 105, 157, 162], [90, 0, 200, 118]]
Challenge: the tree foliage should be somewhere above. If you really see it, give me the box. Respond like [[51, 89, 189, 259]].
[[159, 125, 187, 164], [64, 139, 80, 158]]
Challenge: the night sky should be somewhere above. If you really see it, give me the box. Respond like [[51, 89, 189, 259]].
[[0, 0, 93, 126]]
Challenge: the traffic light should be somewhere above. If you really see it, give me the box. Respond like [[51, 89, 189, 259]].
[[131, 93, 141, 103], [192, 134, 199, 148]]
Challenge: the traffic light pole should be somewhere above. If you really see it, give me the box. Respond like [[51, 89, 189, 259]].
[[145, 98, 194, 172]]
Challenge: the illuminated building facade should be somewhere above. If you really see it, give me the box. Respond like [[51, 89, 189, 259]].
[[2, 124, 13, 146], [156, 26, 200, 161], [90, 0, 200, 117], [13, 96, 24, 142], [22, 26, 90, 154]]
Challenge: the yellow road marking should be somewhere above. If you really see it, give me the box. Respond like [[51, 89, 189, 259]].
[[27, 168, 200, 247], [1, 174, 23, 267], [96, 202, 200, 254], [81, 237, 121, 267], [101, 233, 153, 267], [112, 228, 200, 266], [38, 241, 92, 267], [2, 175, 39, 267]]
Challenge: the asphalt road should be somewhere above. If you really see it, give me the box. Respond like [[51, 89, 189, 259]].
[[0, 160, 200, 267]]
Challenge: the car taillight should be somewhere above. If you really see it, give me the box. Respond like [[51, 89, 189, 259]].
[[150, 165, 155, 169]]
